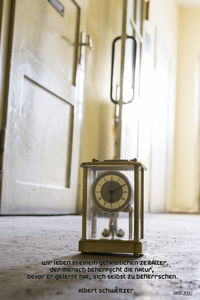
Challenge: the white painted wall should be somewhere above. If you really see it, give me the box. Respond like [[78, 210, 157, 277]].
[[173, 7, 200, 212], [140, 0, 178, 212]]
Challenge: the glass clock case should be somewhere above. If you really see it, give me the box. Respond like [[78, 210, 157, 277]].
[[79, 159, 146, 256]]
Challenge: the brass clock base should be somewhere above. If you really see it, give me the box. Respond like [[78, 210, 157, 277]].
[[79, 239, 147, 256]]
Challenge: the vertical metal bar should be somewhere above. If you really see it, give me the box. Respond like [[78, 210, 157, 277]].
[[115, 0, 127, 158], [82, 167, 88, 239], [91, 169, 96, 238], [91, 208, 96, 238], [134, 166, 140, 241], [141, 168, 144, 239], [129, 210, 132, 239]]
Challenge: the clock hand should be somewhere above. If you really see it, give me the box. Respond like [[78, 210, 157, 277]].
[[109, 190, 113, 204], [108, 184, 125, 203], [111, 184, 126, 193]]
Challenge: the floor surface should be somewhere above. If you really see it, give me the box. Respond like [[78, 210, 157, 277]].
[[0, 214, 200, 300]]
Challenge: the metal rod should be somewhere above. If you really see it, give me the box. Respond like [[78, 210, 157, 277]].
[[130, 18, 143, 44], [82, 167, 88, 239], [141, 168, 144, 239], [115, 0, 127, 158], [129, 209, 133, 239], [91, 208, 96, 238], [134, 166, 140, 241], [91, 169, 97, 238], [110, 36, 136, 104]]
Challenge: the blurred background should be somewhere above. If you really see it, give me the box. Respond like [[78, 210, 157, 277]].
[[0, 0, 200, 215]]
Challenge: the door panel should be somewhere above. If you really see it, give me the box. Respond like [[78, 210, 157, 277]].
[[16, 0, 79, 85], [15, 76, 73, 188], [1, 0, 87, 214]]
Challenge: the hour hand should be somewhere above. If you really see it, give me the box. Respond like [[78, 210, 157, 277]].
[[109, 190, 113, 203]]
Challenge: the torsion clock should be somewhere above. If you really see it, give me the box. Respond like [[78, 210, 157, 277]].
[[79, 159, 146, 256]]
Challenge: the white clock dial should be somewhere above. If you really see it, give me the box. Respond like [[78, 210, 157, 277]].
[[92, 171, 131, 212]]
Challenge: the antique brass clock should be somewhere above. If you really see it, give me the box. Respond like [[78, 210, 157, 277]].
[[79, 159, 147, 256]]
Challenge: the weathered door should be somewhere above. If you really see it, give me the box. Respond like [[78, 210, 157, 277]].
[[1, 0, 87, 214]]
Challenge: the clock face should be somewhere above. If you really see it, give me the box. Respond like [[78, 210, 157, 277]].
[[92, 171, 131, 213]]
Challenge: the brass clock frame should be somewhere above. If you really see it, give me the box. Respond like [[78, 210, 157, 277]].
[[79, 159, 147, 256]]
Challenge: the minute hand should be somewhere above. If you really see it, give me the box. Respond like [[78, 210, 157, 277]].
[[111, 184, 126, 193]]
